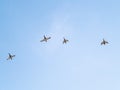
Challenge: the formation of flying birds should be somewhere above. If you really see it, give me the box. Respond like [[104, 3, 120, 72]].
[[40, 35, 69, 44], [40, 35, 109, 45], [5, 35, 109, 61]]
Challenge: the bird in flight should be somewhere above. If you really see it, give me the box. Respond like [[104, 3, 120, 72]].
[[101, 39, 109, 45], [63, 37, 69, 44], [40, 35, 51, 42], [7, 53, 15, 60]]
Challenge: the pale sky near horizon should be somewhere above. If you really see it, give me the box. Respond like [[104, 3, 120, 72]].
[[1, 0, 120, 90]]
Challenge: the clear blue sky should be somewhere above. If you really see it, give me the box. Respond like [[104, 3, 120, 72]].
[[0, 0, 120, 90]]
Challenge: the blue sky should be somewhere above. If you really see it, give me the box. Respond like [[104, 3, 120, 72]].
[[0, 0, 120, 90]]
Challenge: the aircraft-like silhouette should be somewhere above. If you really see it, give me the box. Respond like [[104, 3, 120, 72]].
[[40, 35, 51, 42], [63, 37, 69, 44], [7, 53, 15, 60], [101, 39, 109, 45]]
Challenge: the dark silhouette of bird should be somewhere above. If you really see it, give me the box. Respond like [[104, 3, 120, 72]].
[[63, 37, 69, 44], [40, 35, 51, 42], [7, 53, 15, 60], [101, 39, 109, 45]]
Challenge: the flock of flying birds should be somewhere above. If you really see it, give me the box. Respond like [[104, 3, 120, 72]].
[[40, 35, 109, 45], [40, 35, 69, 44], [7, 35, 109, 60]]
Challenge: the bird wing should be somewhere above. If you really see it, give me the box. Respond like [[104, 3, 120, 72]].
[[44, 35, 46, 39], [47, 37, 51, 39], [7, 56, 10, 60], [40, 39, 45, 42], [12, 55, 15, 57], [8, 53, 11, 57], [101, 41, 104, 45], [105, 41, 108, 44]]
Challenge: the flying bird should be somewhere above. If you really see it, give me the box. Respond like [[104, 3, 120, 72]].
[[40, 35, 51, 42], [7, 53, 15, 60], [101, 39, 109, 45], [63, 37, 69, 44]]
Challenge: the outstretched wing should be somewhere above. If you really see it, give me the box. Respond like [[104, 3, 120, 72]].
[[66, 39, 69, 42], [47, 37, 51, 40], [44, 35, 46, 39], [12, 55, 15, 57], [7, 53, 11, 60], [48, 37, 51, 39], [101, 41, 104, 45], [105, 41, 108, 44], [8, 53, 11, 57], [63, 38, 65, 44], [63, 40, 65, 44], [40, 39, 45, 42], [7, 57, 10, 60]]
